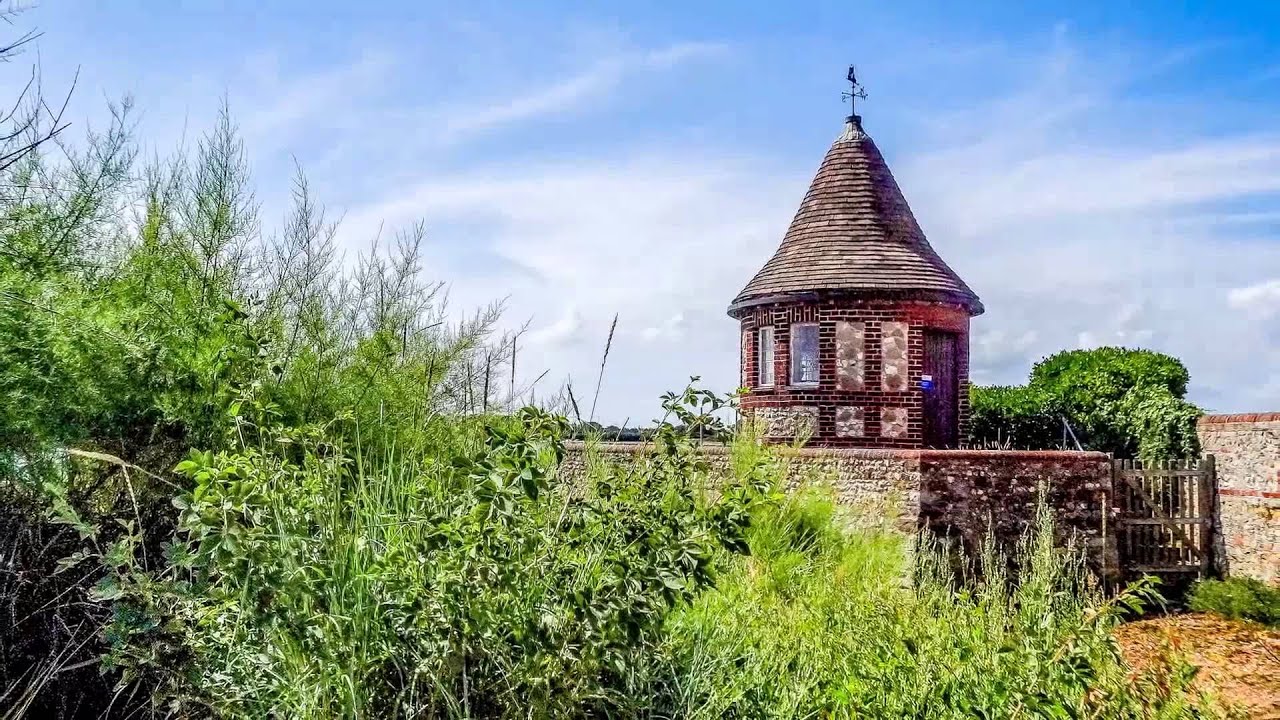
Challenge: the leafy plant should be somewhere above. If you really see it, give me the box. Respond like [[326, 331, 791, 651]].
[[80, 384, 768, 719], [0, 102, 516, 717], [970, 347, 1202, 460], [1188, 577, 1280, 628]]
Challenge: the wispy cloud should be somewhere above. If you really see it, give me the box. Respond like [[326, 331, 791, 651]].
[[240, 49, 395, 140], [434, 41, 729, 141]]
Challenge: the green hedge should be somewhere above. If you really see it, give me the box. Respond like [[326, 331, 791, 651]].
[[969, 348, 1201, 460]]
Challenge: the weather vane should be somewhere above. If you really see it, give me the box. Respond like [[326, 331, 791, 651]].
[[842, 65, 867, 118]]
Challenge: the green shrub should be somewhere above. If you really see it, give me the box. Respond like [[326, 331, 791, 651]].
[[968, 384, 1062, 449], [1187, 577, 1280, 627], [0, 107, 515, 716], [79, 387, 768, 719], [969, 347, 1201, 460]]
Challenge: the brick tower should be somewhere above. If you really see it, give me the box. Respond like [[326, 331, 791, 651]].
[[729, 90, 982, 448]]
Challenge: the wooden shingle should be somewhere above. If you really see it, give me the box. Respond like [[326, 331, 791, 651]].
[[729, 118, 982, 316]]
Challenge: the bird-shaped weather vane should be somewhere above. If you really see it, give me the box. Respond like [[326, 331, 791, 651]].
[[842, 65, 867, 120]]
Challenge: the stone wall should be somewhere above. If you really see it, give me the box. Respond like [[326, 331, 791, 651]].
[[560, 442, 923, 526], [560, 442, 1116, 574], [1198, 414, 1280, 584], [915, 451, 1116, 572]]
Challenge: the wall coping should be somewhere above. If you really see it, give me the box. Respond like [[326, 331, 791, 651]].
[[564, 441, 1109, 463], [1199, 412, 1280, 425]]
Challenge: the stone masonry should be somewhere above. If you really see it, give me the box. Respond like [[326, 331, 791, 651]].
[[559, 442, 1117, 576], [737, 300, 972, 447], [1198, 414, 1280, 584]]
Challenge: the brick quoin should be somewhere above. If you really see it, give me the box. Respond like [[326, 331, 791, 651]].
[[726, 107, 981, 449]]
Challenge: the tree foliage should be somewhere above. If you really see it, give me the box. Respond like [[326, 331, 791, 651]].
[[969, 347, 1201, 460], [0, 98, 516, 717]]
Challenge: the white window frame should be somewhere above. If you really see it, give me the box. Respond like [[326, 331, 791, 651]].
[[790, 322, 820, 386], [757, 326, 775, 387]]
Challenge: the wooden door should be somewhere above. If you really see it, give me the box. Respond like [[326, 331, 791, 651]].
[[923, 331, 958, 448]]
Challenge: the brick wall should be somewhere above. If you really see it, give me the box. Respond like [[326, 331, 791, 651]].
[[560, 442, 1116, 575], [737, 298, 970, 447], [1198, 414, 1280, 584]]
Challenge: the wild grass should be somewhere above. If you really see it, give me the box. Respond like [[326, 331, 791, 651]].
[[69, 392, 762, 719], [649, 481, 1232, 719], [0, 101, 519, 716]]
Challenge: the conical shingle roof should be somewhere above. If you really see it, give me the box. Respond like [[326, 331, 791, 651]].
[[729, 117, 982, 316]]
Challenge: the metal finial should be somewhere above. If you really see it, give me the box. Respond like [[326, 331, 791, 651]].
[[841, 65, 867, 122]]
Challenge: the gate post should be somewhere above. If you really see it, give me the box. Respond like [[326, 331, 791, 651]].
[[1105, 453, 1119, 582], [1201, 454, 1217, 578]]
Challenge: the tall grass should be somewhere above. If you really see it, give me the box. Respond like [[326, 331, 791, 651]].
[[0, 102, 519, 715], [17, 379, 1233, 719], [80, 390, 764, 719], [650, 481, 1230, 719]]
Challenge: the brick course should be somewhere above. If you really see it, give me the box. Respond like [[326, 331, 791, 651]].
[[736, 298, 971, 447]]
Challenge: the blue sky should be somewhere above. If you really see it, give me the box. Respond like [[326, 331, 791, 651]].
[[15, 1, 1280, 421]]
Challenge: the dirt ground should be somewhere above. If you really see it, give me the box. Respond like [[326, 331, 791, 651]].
[[1116, 613, 1280, 718]]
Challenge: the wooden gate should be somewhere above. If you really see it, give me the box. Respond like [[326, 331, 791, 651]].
[[1114, 457, 1215, 577]]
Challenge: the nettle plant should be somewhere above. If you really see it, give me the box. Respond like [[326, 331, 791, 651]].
[[79, 383, 768, 719]]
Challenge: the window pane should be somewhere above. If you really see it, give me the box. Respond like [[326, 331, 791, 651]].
[[758, 327, 775, 386], [791, 323, 819, 384]]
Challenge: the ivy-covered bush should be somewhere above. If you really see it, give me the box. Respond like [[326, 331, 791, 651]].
[[968, 385, 1062, 450], [969, 348, 1201, 460]]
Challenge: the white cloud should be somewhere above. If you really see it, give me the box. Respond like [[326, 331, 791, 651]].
[[1228, 279, 1280, 316], [240, 49, 395, 140], [432, 41, 728, 142], [528, 306, 586, 347], [337, 150, 796, 417], [640, 312, 686, 342]]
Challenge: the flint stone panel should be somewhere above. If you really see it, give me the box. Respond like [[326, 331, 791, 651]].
[[881, 321, 909, 392], [835, 321, 866, 391], [753, 406, 819, 441], [881, 406, 908, 438], [835, 406, 865, 438]]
